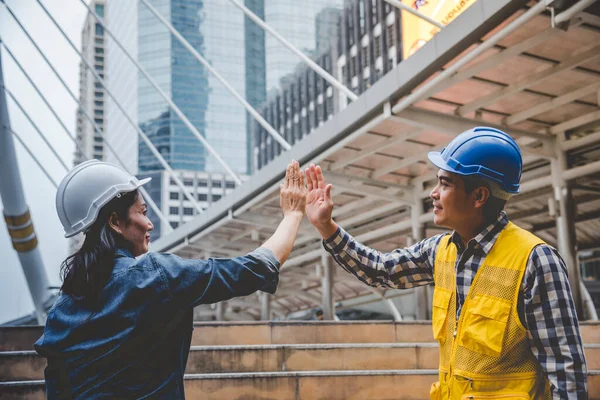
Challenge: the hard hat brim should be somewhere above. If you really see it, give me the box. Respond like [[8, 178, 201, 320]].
[[427, 151, 454, 174], [63, 176, 152, 238]]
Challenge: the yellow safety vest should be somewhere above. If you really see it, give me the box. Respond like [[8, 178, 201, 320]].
[[430, 222, 551, 400]]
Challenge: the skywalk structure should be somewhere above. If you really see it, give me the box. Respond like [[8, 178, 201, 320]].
[[1, 0, 600, 325], [152, 0, 600, 321]]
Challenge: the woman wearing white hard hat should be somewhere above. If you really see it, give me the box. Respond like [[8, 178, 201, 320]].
[[34, 159, 307, 399]]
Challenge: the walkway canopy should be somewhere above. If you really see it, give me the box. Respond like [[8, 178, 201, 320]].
[[151, 0, 600, 320]]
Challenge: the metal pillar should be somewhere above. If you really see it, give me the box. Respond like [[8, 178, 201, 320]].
[[260, 292, 271, 320], [551, 138, 583, 317], [411, 191, 429, 320], [0, 44, 53, 324], [215, 302, 226, 321], [321, 252, 335, 320]]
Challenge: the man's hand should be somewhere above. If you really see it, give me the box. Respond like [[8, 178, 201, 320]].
[[305, 164, 338, 239], [280, 160, 307, 217]]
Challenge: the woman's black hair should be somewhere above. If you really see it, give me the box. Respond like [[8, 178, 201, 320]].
[[60, 189, 139, 303], [462, 175, 507, 223]]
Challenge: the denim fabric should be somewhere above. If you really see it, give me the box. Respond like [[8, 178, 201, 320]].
[[34, 247, 280, 399]]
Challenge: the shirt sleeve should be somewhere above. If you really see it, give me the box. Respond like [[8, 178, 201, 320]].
[[322, 226, 442, 289], [522, 244, 588, 399], [150, 247, 280, 308]]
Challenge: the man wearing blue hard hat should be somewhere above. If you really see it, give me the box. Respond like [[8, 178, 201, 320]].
[[304, 127, 587, 399]]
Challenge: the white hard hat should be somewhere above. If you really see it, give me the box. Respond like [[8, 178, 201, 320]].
[[56, 160, 151, 238]]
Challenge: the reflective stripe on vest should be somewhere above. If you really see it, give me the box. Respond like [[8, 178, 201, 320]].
[[430, 222, 551, 400]]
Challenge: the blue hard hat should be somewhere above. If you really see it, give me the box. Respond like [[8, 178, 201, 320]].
[[427, 127, 522, 194]]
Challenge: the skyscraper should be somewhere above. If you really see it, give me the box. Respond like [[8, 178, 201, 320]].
[[264, 0, 343, 93], [107, 0, 259, 239], [72, 0, 107, 252], [75, 0, 107, 166], [105, 0, 342, 239]]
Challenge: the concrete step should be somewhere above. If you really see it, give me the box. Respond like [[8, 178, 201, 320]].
[[0, 343, 438, 381], [3, 344, 600, 382], [3, 321, 600, 350], [1, 370, 600, 400]]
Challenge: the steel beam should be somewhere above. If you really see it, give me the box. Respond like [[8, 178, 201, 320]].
[[505, 82, 600, 125], [457, 45, 600, 116]]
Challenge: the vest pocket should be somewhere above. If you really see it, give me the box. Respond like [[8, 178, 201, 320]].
[[432, 287, 452, 342], [430, 381, 442, 400], [461, 392, 530, 400], [458, 294, 511, 357]]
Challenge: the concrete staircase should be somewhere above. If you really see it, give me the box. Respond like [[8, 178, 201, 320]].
[[1, 321, 599, 399]]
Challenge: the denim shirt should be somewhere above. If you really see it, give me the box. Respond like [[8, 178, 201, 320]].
[[34, 247, 280, 399]]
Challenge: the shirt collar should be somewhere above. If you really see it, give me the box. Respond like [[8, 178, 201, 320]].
[[448, 211, 509, 255], [115, 248, 135, 259]]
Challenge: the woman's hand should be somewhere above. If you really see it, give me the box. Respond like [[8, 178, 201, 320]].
[[280, 160, 307, 217]]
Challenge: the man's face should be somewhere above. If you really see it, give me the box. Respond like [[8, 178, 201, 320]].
[[429, 169, 476, 230]]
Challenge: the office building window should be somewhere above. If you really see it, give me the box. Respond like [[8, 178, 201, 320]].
[[169, 207, 179, 215], [183, 207, 194, 216], [387, 24, 395, 47], [170, 192, 179, 200], [197, 193, 208, 201], [170, 221, 179, 229], [95, 23, 104, 36]]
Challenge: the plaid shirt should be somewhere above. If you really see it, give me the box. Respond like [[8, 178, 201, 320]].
[[323, 211, 587, 399]]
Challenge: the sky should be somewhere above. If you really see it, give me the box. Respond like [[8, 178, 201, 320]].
[[0, 0, 87, 324]]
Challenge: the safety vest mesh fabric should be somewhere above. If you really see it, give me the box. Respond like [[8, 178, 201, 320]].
[[433, 222, 550, 398]]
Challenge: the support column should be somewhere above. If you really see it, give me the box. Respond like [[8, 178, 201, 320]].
[[551, 139, 583, 317], [412, 190, 429, 320], [215, 302, 226, 321], [321, 252, 335, 320], [260, 292, 271, 320], [0, 44, 53, 324]]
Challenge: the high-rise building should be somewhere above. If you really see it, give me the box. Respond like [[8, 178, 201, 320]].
[[254, 0, 399, 169], [107, 0, 264, 239], [72, 0, 108, 253], [105, 0, 344, 239], [254, 0, 478, 170], [75, 0, 107, 166], [264, 0, 343, 92], [105, 0, 137, 173]]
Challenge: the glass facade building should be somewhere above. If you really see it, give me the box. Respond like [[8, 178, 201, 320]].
[[264, 0, 343, 93], [75, 0, 107, 166]]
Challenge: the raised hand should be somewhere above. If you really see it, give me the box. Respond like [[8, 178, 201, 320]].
[[305, 164, 338, 239], [280, 160, 307, 217]]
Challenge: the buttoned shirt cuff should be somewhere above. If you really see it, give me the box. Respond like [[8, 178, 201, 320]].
[[322, 226, 343, 250]]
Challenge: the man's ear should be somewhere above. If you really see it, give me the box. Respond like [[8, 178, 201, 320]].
[[473, 187, 490, 209], [108, 212, 122, 235]]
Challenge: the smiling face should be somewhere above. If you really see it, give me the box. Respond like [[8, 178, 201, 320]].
[[429, 169, 479, 231], [111, 194, 154, 256]]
